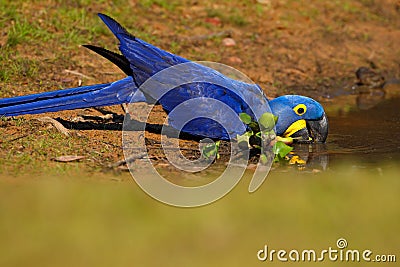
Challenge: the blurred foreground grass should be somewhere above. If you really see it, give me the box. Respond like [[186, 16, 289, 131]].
[[0, 166, 399, 267]]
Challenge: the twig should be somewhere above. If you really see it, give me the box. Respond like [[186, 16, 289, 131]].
[[109, 152, 147, 168], [37, 117, 71, 137], [121, 103, 129, 114], [5, 134, 29, 143], [64, 69, 94, 80], [79, 114, 114, 121]]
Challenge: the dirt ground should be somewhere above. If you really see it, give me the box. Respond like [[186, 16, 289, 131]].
[[1, 0, 400, 175]]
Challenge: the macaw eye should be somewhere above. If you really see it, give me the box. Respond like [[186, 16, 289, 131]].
[[293, 104, 307, 116]]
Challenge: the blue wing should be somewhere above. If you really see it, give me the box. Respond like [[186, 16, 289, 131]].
[[0, 13, 272, 140], [134, 61, 270, 139], [98, 14, 271, 139]]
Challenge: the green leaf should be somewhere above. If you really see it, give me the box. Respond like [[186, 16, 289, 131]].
[[273, 141, 293, 158], [239, 113, 252, 124], [258, 112, 278, 131], [201, 141, 220, 159], [237, 132, 251, 149], [248, 121, 260, 132]]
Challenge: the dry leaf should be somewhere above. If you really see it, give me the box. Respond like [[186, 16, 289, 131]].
[[52, 155, 85, 162]]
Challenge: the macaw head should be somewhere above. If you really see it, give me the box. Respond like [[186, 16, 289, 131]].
[[269, 95, 328, 143]]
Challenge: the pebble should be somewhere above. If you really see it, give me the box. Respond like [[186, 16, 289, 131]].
[[222, 37, 236, 47], [227, 56, 242, 64], [258, 73, 273, 83]]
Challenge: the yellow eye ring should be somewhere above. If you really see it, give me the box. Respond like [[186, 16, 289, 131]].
[[293, 104, 307, 116]]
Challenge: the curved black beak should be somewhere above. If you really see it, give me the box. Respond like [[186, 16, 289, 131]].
[[307, 112, 328, 143], [290, 113, 328, 143]]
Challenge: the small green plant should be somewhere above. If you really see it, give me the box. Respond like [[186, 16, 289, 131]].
[[272, 140, 293, 162], [237, 112, 277, 149], [238, 112, 293, 162], [201, 141, 220, 160]]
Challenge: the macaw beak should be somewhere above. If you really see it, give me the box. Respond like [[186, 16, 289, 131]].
[[306, 112, 328, 143], [284, 113, 328, 143]]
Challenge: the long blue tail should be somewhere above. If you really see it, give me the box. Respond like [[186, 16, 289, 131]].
[[0, 77, 139, 117]]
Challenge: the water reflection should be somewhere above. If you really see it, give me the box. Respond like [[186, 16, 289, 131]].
[[356, 79, 400, 110], [295, 79, 400, 170], [288, 143, 329, 171]]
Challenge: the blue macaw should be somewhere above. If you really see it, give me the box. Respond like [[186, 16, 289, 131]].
[[0, 13, 328, 142]]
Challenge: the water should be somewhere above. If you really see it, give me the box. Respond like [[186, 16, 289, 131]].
[[300, 82, 400, 170], [328, 98, 400, 159]]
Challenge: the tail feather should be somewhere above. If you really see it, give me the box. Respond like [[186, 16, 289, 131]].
[[98, 13, 133, 41], [0, 77, 138, 117], [0, 83, 107, 107], [82, 45, 132, 76], [97, 13, 190, 86]]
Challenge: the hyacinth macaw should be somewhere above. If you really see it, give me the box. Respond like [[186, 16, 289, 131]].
[[0, 13, 328, 142]]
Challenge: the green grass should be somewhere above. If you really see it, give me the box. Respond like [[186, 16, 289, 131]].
[[6, 19, 46, 47], [0, 2, 104, 84], [228, 13, 248, 27], [0, 50, 40, 82]]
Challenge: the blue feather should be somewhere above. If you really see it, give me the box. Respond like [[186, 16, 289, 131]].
[[0, 13, 328, 142], [0, 77, 142, 116], [98, 13, 190, 86]]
